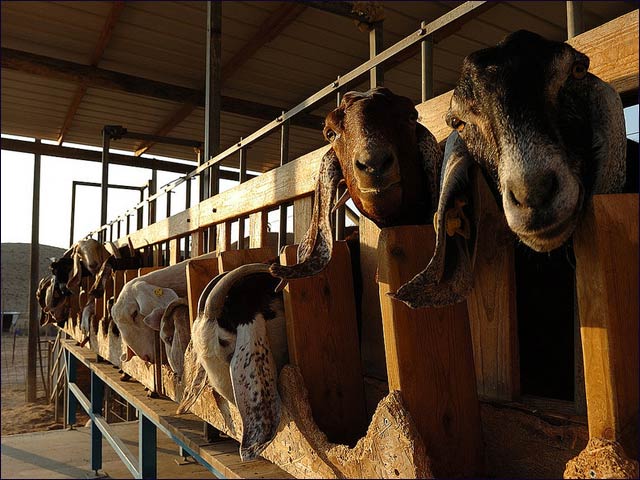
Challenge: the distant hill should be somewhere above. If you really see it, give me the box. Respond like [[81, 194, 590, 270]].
[[1, 243, 66, 322]]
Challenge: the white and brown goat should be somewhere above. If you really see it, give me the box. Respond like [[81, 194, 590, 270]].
[[179, 263, 287, 461], [392, 30, 627, 308], [270, 86, 442, 284]]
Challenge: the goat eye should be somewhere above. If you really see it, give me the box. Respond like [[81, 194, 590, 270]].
[[450, 116, 466, 132], [572, 62, 587, 79], [325, 129, 337, 142]]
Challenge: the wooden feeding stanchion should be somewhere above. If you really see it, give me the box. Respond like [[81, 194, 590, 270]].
[[565, 194, 639, 478], [280, 241, 368, 445], [377, 225, 484, 478]]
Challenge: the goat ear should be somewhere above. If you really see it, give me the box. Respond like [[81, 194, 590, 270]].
[[142, 307, 164, 331], [88, 259, 112, 297], [416, 123, 443, 217], [177, 341, 209, 414], [390, 131, 481, 308], [269, 149, 343, 286], [66, 247, 82, 295], [230, 317, 281, 461]]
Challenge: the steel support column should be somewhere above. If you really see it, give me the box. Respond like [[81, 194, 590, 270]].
[[369, 22, 384, 87], [421, 26, 434, 102], [91, 371, 105, 474], [66, 350, 77, 426], [566, 1, 584, 39], [100, 128, 111, 242], [27, 140, 41, 402]]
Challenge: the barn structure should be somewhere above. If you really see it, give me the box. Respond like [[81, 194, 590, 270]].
[[1, 1, 638, 478]]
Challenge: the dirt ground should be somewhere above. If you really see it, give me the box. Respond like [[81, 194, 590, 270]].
[[1, 335, 88, 436]]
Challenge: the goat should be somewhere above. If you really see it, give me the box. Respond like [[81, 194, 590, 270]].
[[109, 252, 216, 364], [144, 297, 190, 377], [36, 274, 69, 326], [178, 263, 287, 461], [392, 30, 627, 308], [110, 280, 179, 363], [269, 86, 442, 285], [64, 239, 112, 295]]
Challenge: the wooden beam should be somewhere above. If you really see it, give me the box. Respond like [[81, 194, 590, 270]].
[[57, 1, 125, 145], [135, 3, 307, 157], [302, 1, 383, 26], [0, 137, 194, 174], [573, 194, 638, 459], [1, 48, 324, 131]]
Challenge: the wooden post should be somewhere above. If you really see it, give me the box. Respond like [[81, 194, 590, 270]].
[[217, 246, 276, 272], [169, 238, 180, 265], [27, 140, 41, 402], [293, 196, 313, 243], [377, 225, 484, 477], [573, 194, 638, 459], [216, 222, 231, 253], [466, 174, 519, 400], [249, 211, 268, 248], [186, 257, 219, 327], [280, 241, 367, 444]]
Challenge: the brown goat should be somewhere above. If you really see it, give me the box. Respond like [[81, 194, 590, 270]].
[[392, 30, 627, 308], [270, 87, 442, 283]]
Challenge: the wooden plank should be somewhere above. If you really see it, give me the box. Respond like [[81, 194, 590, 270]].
[[293, 195, 313, 243], [358, 216, 386, 381], [466, 174, 519, 401], [568, 10, 638, 94], [124, 268, 139, 284], [217, 246, 277, 272], [248, 211, 268, 248], [169, 238, 179, 265], [216, 222, 231, 253], [377, 225, 483, 477], [573, 194, 638, 458], [281, 241, 367, 445], [139, 266, 161, 277], [186, 257, 219, 327], [113, 270, 125, 298]]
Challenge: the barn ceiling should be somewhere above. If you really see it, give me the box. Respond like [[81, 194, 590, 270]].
[[1, 1, 635, 173]]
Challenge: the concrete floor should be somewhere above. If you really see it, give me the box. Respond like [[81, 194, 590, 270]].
[[1, 421, 216, 479]]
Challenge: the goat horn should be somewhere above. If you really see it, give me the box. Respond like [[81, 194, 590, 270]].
[[203, 263, 272, 321]]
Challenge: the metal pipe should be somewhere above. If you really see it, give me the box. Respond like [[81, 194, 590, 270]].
[[69, 179, 77, 246], [27, 139, 41, 403], [100, 128, 111, 242], [421, 29, 434, 102], [279, 119, 290, 250], [566, 1, 584, 39], [369, 22, 384, 87], [204, 1, 222, 199]]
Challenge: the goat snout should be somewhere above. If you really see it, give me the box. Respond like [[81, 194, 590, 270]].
[[355, 151, 395, 177], [505, 171, 558, 210]]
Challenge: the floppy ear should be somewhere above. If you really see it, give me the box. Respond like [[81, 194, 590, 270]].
[[416, 122, 444, 217], [88, 258, 112, 298], [142, 307, 164, 331], [176, 340, 209, 414], [390, 131, 481, 308], [230, 317, 281, 461], [269, 149, 343, 288], [66, 246, 83, 295]]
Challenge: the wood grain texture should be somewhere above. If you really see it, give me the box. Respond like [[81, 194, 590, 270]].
[[466, 173, 519, 401], [293, 195, 313, 243], [217, 246, 277, 272], [281, 241, 367, 445], [573, 194, 639, 459], [377, 225, 484, 477], [249, 211, 268, 248], [216, 221, 232, 253], [186, 258, 219, 327]]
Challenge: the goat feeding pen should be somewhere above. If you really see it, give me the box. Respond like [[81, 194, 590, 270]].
[[3, 2, 638, 479]]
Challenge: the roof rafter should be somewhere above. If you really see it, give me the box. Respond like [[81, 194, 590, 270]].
[[57, 1, 125, 145], [1, 47, 325, 135], [135, 2, 308, 156]]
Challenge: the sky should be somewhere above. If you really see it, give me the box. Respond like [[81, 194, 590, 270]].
[[1, 105, 638, 249]]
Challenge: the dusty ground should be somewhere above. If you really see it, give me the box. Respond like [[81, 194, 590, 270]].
[[1, 335, 88, 436]]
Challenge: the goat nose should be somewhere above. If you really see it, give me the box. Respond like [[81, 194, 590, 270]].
[[507, 172, 558, 209], [355, 152, 394, 176]]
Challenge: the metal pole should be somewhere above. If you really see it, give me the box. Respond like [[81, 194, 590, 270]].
[[27, 139, 41, 403], [66, 350, 77, 426], [238, 145, 247, 249], [369, 22, 384, 88], [204, 1, 222, 199], [279, 118, 290, 250], [421, 27, 434, 102], [91, 371, 104, 474], [100, 128, 111, 242], [139, 414, 157, 478], [69, 181, 77, 246], [566, 1, 584, 39], [148, 171, 157, 226], [334, 92, 346, 240]]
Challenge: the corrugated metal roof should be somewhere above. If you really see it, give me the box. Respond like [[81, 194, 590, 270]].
[[1, 1, 636, 169]]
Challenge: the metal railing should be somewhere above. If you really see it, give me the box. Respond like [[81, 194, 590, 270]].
[[83, 1, 488, 244]]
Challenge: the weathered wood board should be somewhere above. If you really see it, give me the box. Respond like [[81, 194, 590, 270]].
[[377, 225, 484, 477], [281, 241, 367, 445], [571, 194, 639, 468]]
